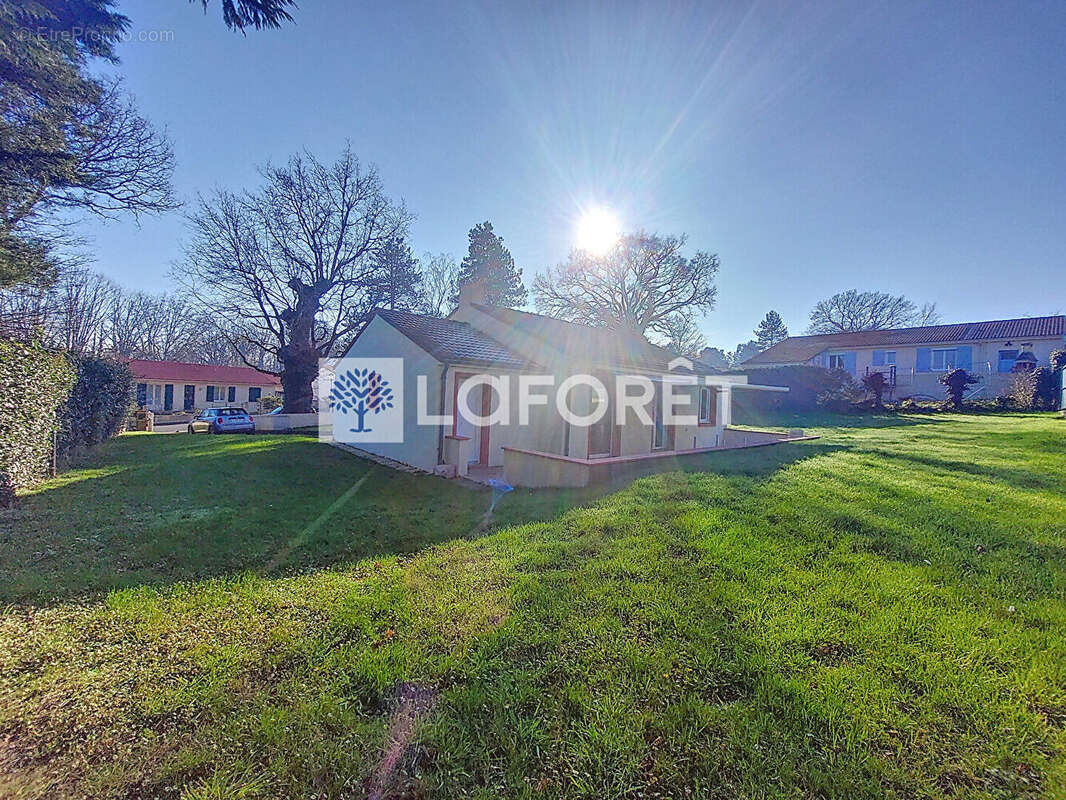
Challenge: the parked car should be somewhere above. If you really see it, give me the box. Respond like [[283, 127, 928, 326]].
[[187, 407, 255, 434]]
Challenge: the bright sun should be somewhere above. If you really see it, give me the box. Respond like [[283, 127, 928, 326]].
[[575, 207, 621, 256]]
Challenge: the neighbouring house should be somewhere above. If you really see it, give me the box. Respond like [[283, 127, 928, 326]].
[[128, 359, 282, 413], [744, 315, 1066, 400], [336, 287, 805, 487]]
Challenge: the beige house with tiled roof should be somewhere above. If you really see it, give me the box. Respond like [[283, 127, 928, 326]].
[[745, 315, 1066, 400], [337, 287, 804, 487]]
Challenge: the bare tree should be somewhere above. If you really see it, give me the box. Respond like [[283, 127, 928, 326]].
[[806, 290, 941, 334], [421, 252, 459, 317], [51, 269, 119, 353], [658, 311, 707, 357], [107, 290, 153, 356], [533, 232, 719, 339], [179, 146, 410, 412], [0, 266, 116, 352]]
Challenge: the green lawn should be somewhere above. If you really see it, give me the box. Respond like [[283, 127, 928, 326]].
[[1, 414, 1064, 798]]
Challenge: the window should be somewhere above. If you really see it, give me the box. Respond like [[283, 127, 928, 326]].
[[248, 387, 262, 402], [698, 386, 716, 424], [883, 351, 896, 365], [136, 383, 147, 407], [652, 382, 665, 450], [930, 348, 957, 371], [828, 353, 846, 370], [206, 385, 215, 402], [998, 349, 1019, 373], [227, 386, 236, 403]]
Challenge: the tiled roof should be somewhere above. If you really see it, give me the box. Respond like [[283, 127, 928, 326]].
[[126, 359, 281, 386], [375, 308, 532, 368], [471, 304, 716, 374], [746, 315, 1066, 366]]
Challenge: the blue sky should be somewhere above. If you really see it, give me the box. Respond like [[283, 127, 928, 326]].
[[82, 0, 1066, 350]]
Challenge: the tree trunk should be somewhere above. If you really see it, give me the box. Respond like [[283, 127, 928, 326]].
[[279, 343, 318, 413], [278, 280, 327, 413]]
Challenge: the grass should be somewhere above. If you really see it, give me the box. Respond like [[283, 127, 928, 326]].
[[1, 413, 1065, 798]]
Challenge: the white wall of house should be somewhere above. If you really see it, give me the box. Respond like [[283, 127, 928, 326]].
[[444, 370, 731, 466], [808, 336, 1065, 398], [136, 380, 279, 413], [339, 314, 444, 471]]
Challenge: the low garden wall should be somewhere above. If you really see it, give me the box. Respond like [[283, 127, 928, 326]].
[[254, 412, 319, 432]]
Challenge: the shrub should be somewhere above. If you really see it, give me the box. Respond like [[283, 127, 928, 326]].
[[1051, 349, 1066, 373], [259, 394, 283, 412], [1007, 366, 1058, 411], [0, 340, 76, 505], [734, 365, 858, 415], [894, 397, 942, 413], [861, 371, 888, 408], [57, 355, 135, 460], [939, 368, 979, 409], [818, 382, 864, 413]]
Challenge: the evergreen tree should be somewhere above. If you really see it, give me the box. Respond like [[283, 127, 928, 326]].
[[371, 236, 423, 312], [732, 340, 762, 365], [452, 221, 527, 308], [1, 1, 174, 288], [754, 310, 789, 350]]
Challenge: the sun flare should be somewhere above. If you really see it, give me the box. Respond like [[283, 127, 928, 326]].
[[575, 207, 621, 256]]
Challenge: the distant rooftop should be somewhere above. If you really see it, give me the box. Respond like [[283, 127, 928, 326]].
[[126, 358, 281, 386], [746, 315, 1066, 366]]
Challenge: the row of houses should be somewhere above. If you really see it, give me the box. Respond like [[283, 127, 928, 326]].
[[129, 359, 281, 413], [744, 315, 1065, 399]]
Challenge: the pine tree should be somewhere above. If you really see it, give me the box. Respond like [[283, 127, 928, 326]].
[[371, 236, 423, 312], [452, 221, 527, 308], [754, 310, 789, 350]]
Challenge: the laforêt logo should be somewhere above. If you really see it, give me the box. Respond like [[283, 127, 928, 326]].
[[324, 358, 404, 443]]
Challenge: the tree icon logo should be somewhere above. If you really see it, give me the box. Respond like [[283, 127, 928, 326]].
[[329, 367, 395, 433]]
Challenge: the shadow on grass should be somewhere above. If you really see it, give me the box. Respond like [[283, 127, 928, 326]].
[[1, 432, 839, 606], [731, 409, 948, 430], [877, 449, 1061, 491]]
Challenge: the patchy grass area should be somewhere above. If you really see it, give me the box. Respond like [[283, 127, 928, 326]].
[[2, 414, 1065, 798]]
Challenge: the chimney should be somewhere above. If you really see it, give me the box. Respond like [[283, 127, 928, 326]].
[[456, 278, 490, 309]]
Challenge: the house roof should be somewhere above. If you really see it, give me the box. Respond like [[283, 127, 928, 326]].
[[374, 308, 532, 369], [470, 304, 715, 374], [745, 315, 1066, 366], [368, 305, 718, 375], [126, 359, 282, 386]]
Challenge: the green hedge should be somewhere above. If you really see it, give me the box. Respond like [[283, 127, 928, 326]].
[[0, 340, 76, 505], [733, 364, 857, 414], [57, 355, 134, 459]]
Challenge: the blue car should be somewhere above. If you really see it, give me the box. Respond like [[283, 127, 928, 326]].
[[187, 407, 255, 434]]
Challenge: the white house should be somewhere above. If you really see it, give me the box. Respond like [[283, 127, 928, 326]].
[[129, 359, 282, 413], [335, 288, 804, 487], [744, 316, 1066, 400]]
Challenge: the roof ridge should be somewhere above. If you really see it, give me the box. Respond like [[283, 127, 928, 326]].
[[780, 313, 1065, 342]]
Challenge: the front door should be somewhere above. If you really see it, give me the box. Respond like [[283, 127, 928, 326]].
[[453, 373, 492, 466], [184, 385, 196, 411], [587, 376, 614, 457], [651, 380, 676, 451]]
